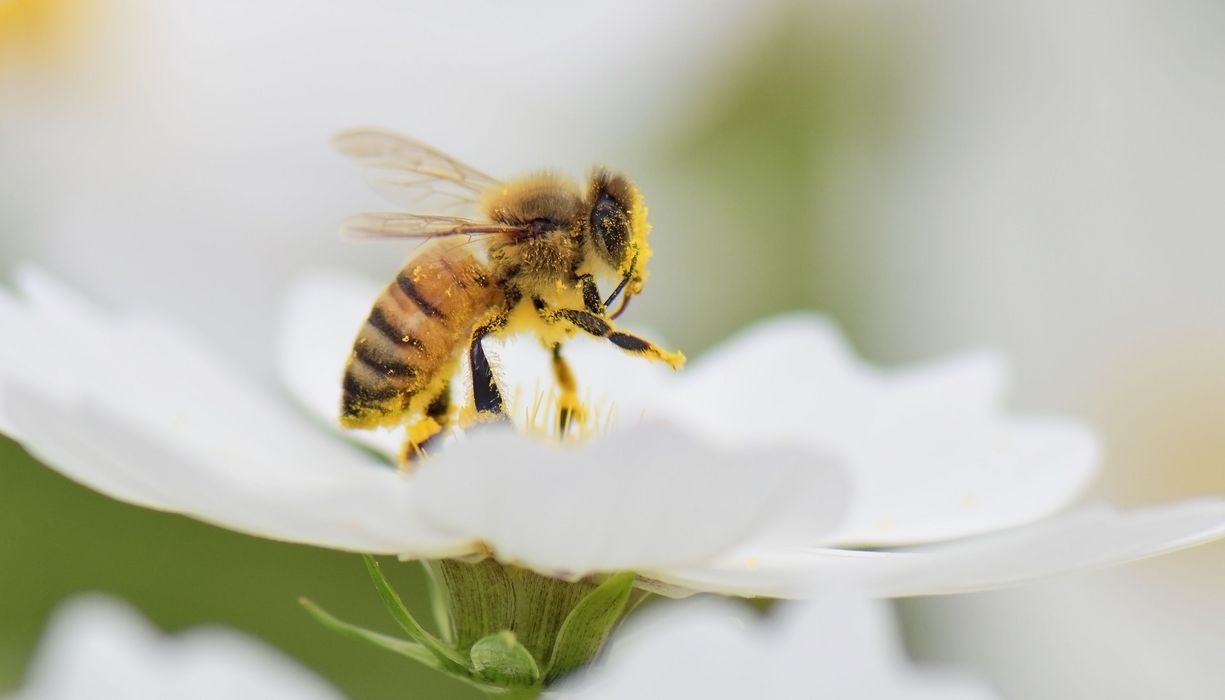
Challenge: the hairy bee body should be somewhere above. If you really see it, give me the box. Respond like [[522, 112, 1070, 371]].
[[334, 129, 684, 462], [341, 245, 503, 429]]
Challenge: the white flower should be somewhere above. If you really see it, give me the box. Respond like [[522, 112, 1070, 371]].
[[905, 566, 1225, 699], [0, 266, 846, 578], [557, 595, 1001, 700], [2, 266, 1224, 598], [4, 595, 344, 700], [281, 271, 1225, 598]]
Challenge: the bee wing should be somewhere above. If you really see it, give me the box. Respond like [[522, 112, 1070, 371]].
[[340, 212, 527, 240], [334, 128, 501, 215]]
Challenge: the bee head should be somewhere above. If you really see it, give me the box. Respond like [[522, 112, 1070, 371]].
[[588, 168, 652, 295]]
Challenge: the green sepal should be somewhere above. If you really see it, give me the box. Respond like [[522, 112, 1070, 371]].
[[422, 559, 455, 645], [544, 571, 636, 682], [298, 597, 440, 668], [363, 554, 470, 673], [300, 596, 517, 696], [470, 631, 542, 689]]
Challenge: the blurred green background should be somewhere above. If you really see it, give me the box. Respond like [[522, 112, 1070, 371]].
[[3, 1, 1225, 698], [0, 436, 470, 699]]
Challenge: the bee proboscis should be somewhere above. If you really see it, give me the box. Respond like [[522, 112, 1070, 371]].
[[335, 128, 684, 463]]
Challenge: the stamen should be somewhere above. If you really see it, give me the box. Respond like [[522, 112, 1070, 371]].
[[482, 383, 613, 444], [452, 375, 617, 448]]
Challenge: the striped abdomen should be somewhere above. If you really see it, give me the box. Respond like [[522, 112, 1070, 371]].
[[341, 246, 503, 429]]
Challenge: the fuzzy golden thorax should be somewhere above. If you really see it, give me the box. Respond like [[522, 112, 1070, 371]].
[[480, 169, 652, 302], [483, 173, 585, 288]]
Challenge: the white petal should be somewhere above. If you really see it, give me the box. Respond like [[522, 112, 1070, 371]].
[[861, 499, 1225, 596], [278, 270, 403, 459], [278, 274, 850, 576], [0, 270, 96, 439], [412, 424, 850, 577], [7, 595, 344, 700], [560, 595, 1000, 700], [653, 314, 1099, 544], [657, 499, 1225, 598], [823, 416, 1100, 546], [0, 268, 469, 557]]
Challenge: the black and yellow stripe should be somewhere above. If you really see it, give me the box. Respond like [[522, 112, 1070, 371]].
[[340, 247, 504, 430], [395, 271, 446, 320]]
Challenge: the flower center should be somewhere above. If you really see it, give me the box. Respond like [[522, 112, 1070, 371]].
[[457, 382, 616, 445]]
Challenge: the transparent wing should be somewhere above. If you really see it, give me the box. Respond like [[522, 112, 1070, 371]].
[[340, 212, 527, 240], [334, 128, 501, 215]]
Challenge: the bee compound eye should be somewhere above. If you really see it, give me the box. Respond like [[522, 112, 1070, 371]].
[[590, 193, 630, 264]]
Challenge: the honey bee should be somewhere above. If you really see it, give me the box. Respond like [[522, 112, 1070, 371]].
[[334, 128, 685, 463]]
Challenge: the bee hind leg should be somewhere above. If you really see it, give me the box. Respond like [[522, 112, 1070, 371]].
[[400, 384, 453, 466], [551, 343, 584, 437]]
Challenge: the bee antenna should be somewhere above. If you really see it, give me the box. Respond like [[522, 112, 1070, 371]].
[[608, 292, 633, 320], [602, 254, 638, 310]]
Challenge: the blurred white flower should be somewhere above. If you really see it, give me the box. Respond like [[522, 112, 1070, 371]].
[[906, 566, 1225, 700], [557, 595, 1001, 700], [2, 266, 1224, 598], [4, 595, 343, 700]]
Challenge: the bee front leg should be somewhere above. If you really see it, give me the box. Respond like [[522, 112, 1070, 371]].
[[548, 308, 686, 370], [576, 273, 605, 315]]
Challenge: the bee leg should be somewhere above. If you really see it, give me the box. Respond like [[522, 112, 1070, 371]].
[[470, 317, 508, 419], [576, 273, 605, 315], [550, 308, 686, 370], [401, 383, 452, 466], [578, 273, 632, 325], [551, 343, 584, 437]]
